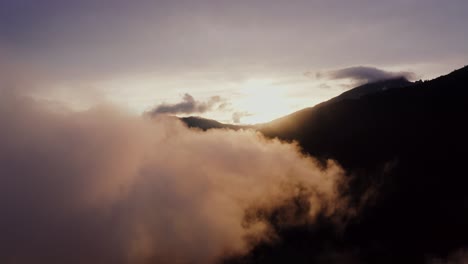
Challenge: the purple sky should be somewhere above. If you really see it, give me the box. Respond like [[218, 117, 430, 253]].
[[1, 0, 467, 123]]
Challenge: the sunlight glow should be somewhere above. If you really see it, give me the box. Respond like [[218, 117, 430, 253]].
[[234, 79, 294, 124]]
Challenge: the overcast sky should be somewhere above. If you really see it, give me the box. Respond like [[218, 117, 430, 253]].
[[1, 0, 467, 123]]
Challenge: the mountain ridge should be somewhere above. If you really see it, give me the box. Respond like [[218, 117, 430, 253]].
[[181, 65, 468, 263]]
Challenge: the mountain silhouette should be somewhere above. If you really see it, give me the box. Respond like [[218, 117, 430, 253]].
[[181, 116, 251, 131], [182, 66, 468, 263], [326, 77, 412, 104]]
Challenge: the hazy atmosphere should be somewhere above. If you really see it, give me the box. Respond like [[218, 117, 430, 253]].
[[1, 1, 468, 263]]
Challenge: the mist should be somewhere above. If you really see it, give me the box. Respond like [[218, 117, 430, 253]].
[[0, 91, 351, 264]]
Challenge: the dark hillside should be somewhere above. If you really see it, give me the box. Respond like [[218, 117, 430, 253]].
[[182, 66, 468, 263]]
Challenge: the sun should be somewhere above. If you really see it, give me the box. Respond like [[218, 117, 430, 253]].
[[235, 79, 293, 124]]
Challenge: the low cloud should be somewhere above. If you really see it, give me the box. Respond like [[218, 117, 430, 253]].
[[0, 91, 353, 264], [150, 93, 225, 115], [313, 66, 415, 84]]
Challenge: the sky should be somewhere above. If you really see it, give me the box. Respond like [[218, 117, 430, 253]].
[[1, 0, 468, 123]]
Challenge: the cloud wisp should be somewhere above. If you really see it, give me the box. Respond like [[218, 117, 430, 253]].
[[0, 91, 352, 264], [232, 111, 253, 124], [150, 93, 226, 115], [313, 66, 416, 84]]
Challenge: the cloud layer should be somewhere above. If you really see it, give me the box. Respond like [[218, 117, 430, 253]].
[[0, 92, 350, 264], [2, 0, 467, 81]]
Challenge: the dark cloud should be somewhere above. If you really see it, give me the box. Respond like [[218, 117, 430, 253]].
[[150, 93, 225, 115], [0, 91, 352, 264], [314, 66, 416, 84]]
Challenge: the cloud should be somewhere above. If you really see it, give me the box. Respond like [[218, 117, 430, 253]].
[[150, 93, 225, 115], [232, 111, 253, 124], [0, 91, 352, 264], [313, 66, 416, 84]]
